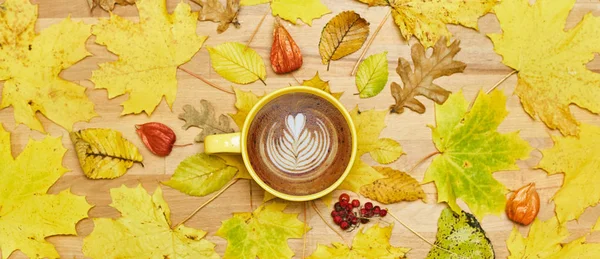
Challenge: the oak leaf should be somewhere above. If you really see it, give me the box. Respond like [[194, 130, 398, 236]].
[[356, 51, 389, 98], [82, 185, 219, 259], [488, 0, 600, 136], [229, 88, 264, 128], [302, 72, 343, 99], [70, 128, 143, 179], [360, 166, 425, 204], [307, 224, 409, 259], [242, 0, 330, 25], [390, 39, 465, 114], [217, 202, 309, 259], [423, 90, 532, 219], [208, 42, 267, 85], [0, 124, 92, 259], [179, 99, 235, 142], [507, 217, 600, 258], [538, 124, 600, 223], [427, 208, 494, 258], [319, 11, 370, 70], [91, 0, 206, 115], [192, 0, 241, 33], [164, 153, 239, 196], [86, 0, 134, 11], [0, 0, 96, 132]]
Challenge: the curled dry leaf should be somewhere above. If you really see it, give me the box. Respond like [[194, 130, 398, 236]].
[[319, 11, 370, 70], [271, 22, 303, 74], [179, 99, 235, 142], [86, 0, 134, 11], [191, 0, 241, 33], [390, 38, 465, 114], [506, 183, 540, 226], [135, 122, 176, 157]]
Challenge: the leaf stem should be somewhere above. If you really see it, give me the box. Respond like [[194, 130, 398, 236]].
[[178, 66, 234, 94], [173, 177, 239, 228], [350, 10, 391, 76], [486, 70, 517, 94], [173, 143, 193, 147], [407, 151, 441, 174], [246, 9, 269, 49], [311, 200, 348, 246]]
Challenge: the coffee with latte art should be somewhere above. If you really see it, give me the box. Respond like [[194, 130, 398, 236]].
[[247, 92, 352, 196]]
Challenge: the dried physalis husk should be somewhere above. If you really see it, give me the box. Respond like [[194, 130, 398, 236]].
[[136, 122, 176, 157], [506, 183, 540, 225], [270, 21, 303, 74]]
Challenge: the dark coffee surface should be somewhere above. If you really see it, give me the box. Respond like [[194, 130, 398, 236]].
[[247, 92, 352, 196]]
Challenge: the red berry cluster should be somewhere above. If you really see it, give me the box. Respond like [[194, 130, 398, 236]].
[[330, 193, 387, 231]]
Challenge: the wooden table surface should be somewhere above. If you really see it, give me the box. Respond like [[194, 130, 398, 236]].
[[2, 0, 600, 258]]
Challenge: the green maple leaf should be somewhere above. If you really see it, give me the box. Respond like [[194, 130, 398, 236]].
[[217, 202, 309, 259], [423, 90, 532, 219]]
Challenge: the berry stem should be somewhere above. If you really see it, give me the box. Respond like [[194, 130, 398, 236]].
[[486, 70, 517, 94], [311, 200, 349, 246], [407, 151, 441, 174]]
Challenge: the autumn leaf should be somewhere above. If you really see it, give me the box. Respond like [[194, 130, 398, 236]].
[[427, 208, 494, 258], [229, 88, 264, 128], [82, 185, 218, 259], [390, 39, 465, 114], [507, 217, 600, 258], [192, 0, 241, 33], [537, 124, 600, 223], [92, 0, 206, 115], [70, 128, 143, 179], [179, 100, 235, 142], [242, 0, 330, 25], [356, 51, 389, 98], [338, 159, 384, 193], [0, 0, 96, 132], [263, 190, 277, 202], [424, 90, 532, 219], [319, 11, 370, 70], [0, 124, 92, 259], [217, 202, 309, 259], [164, 153, 238, 196], [208, 42, 267, 85], [360, 166, 425, 204], [86, 0, 134, 11], [368, 138, 403, 164], [307, 224, 409, 259], [302, 72, 343, 99], [215, 154, 252, 179], [489, 0, 600, 136]]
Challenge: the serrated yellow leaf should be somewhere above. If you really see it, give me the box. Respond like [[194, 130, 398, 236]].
[[229, 88, 264, 128], [91, 0, 206, 115], [319, 11, 369, 70], [356, 0, 388, 6], [424, 90, 532, 219], [488, 0, 600, 136], [70, 128, 143, 179], [208, 42, 267, 85], [360, 166, 425, 204], [271, 0, 330, 25], [217, 202, 309, 259], [320, 192, 333, 208], [263, 190, 277, 202], [0, 124, 91, 259], [368, 138, 403, 164], [388, 0, 495, 48], [240, 0, 270, 6], [307, 224, 409, 259], [338, 159, 384, 193], [0, 0, 96, 132], [350, 107, 388, 156], [82, 185, 218, 259], [356, 51, 388, 98], [164, 153, 238, 196], [302, 72, 343, 99], [538, 124, 600, 223], [215, 154, 252, 179]]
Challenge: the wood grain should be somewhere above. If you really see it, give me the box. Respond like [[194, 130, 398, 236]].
[[2, 0, 600, 258]]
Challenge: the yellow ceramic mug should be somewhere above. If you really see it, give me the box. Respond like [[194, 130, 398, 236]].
[[204, 86, 357, 201]]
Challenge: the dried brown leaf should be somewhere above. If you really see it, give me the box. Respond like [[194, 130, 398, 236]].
[[192, 0, 241, 33], [319, 11, 369, 70], [179, 100, 235, 142], [87, 0, 134, 11], [390, 38, 465, 114]]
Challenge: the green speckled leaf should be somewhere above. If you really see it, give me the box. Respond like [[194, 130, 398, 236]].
[[163, 153, 238, 196], [427, 208, 493, 259], [423, 90, 533, 218]]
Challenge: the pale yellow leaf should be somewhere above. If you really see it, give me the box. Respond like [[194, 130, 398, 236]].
[[229, 88, 264, 128], [271, 0, 330, 25], [368, 138, 403, 164], [302, 72, 343, 99], [207, 42, 267, 85]]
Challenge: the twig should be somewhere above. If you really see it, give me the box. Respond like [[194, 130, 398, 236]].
[[407, 151, 441, 174], [350, 10, 391, 76], [173, 178, 239, 228], [178, 66, 234, 94], [302, 201, 308, 259], [246, 9, 270, 49], [486, 70, 517, 94], [388, 211, 464, 258], [249, 180, 254, 211], [291, 72, 301, 85], [311, 200, 348, 246], [173, 143, 193, 147]]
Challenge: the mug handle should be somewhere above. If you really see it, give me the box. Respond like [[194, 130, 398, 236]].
[[204, 133, 242, 154]]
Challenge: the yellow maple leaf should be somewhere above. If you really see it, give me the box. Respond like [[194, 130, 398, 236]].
[[488, 0, 600, 136], [229, 87, 264, 128], [91, 0, 206, 115], [507, 217, 600, 258], [242, 0, 330, 25], [302, 72, 344, 99], [307, 224, 409, 258], [538, 123, 600, 223], [0, 124, 92, 259], [0, 0, 96, 132]]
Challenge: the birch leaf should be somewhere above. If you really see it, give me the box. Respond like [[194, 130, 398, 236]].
[[356, 52, 389, 98], [302, 72, 343, 99], [368, 138, 403, 164], [208, 42, 267, 84], [319, 11, 369, 70], [163, 153, 238, 196], [179, 99, 235, 142], [360, 166, 425, 204]]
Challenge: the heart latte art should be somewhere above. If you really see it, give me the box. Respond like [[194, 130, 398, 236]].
[[247, 92, 352, 196]]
